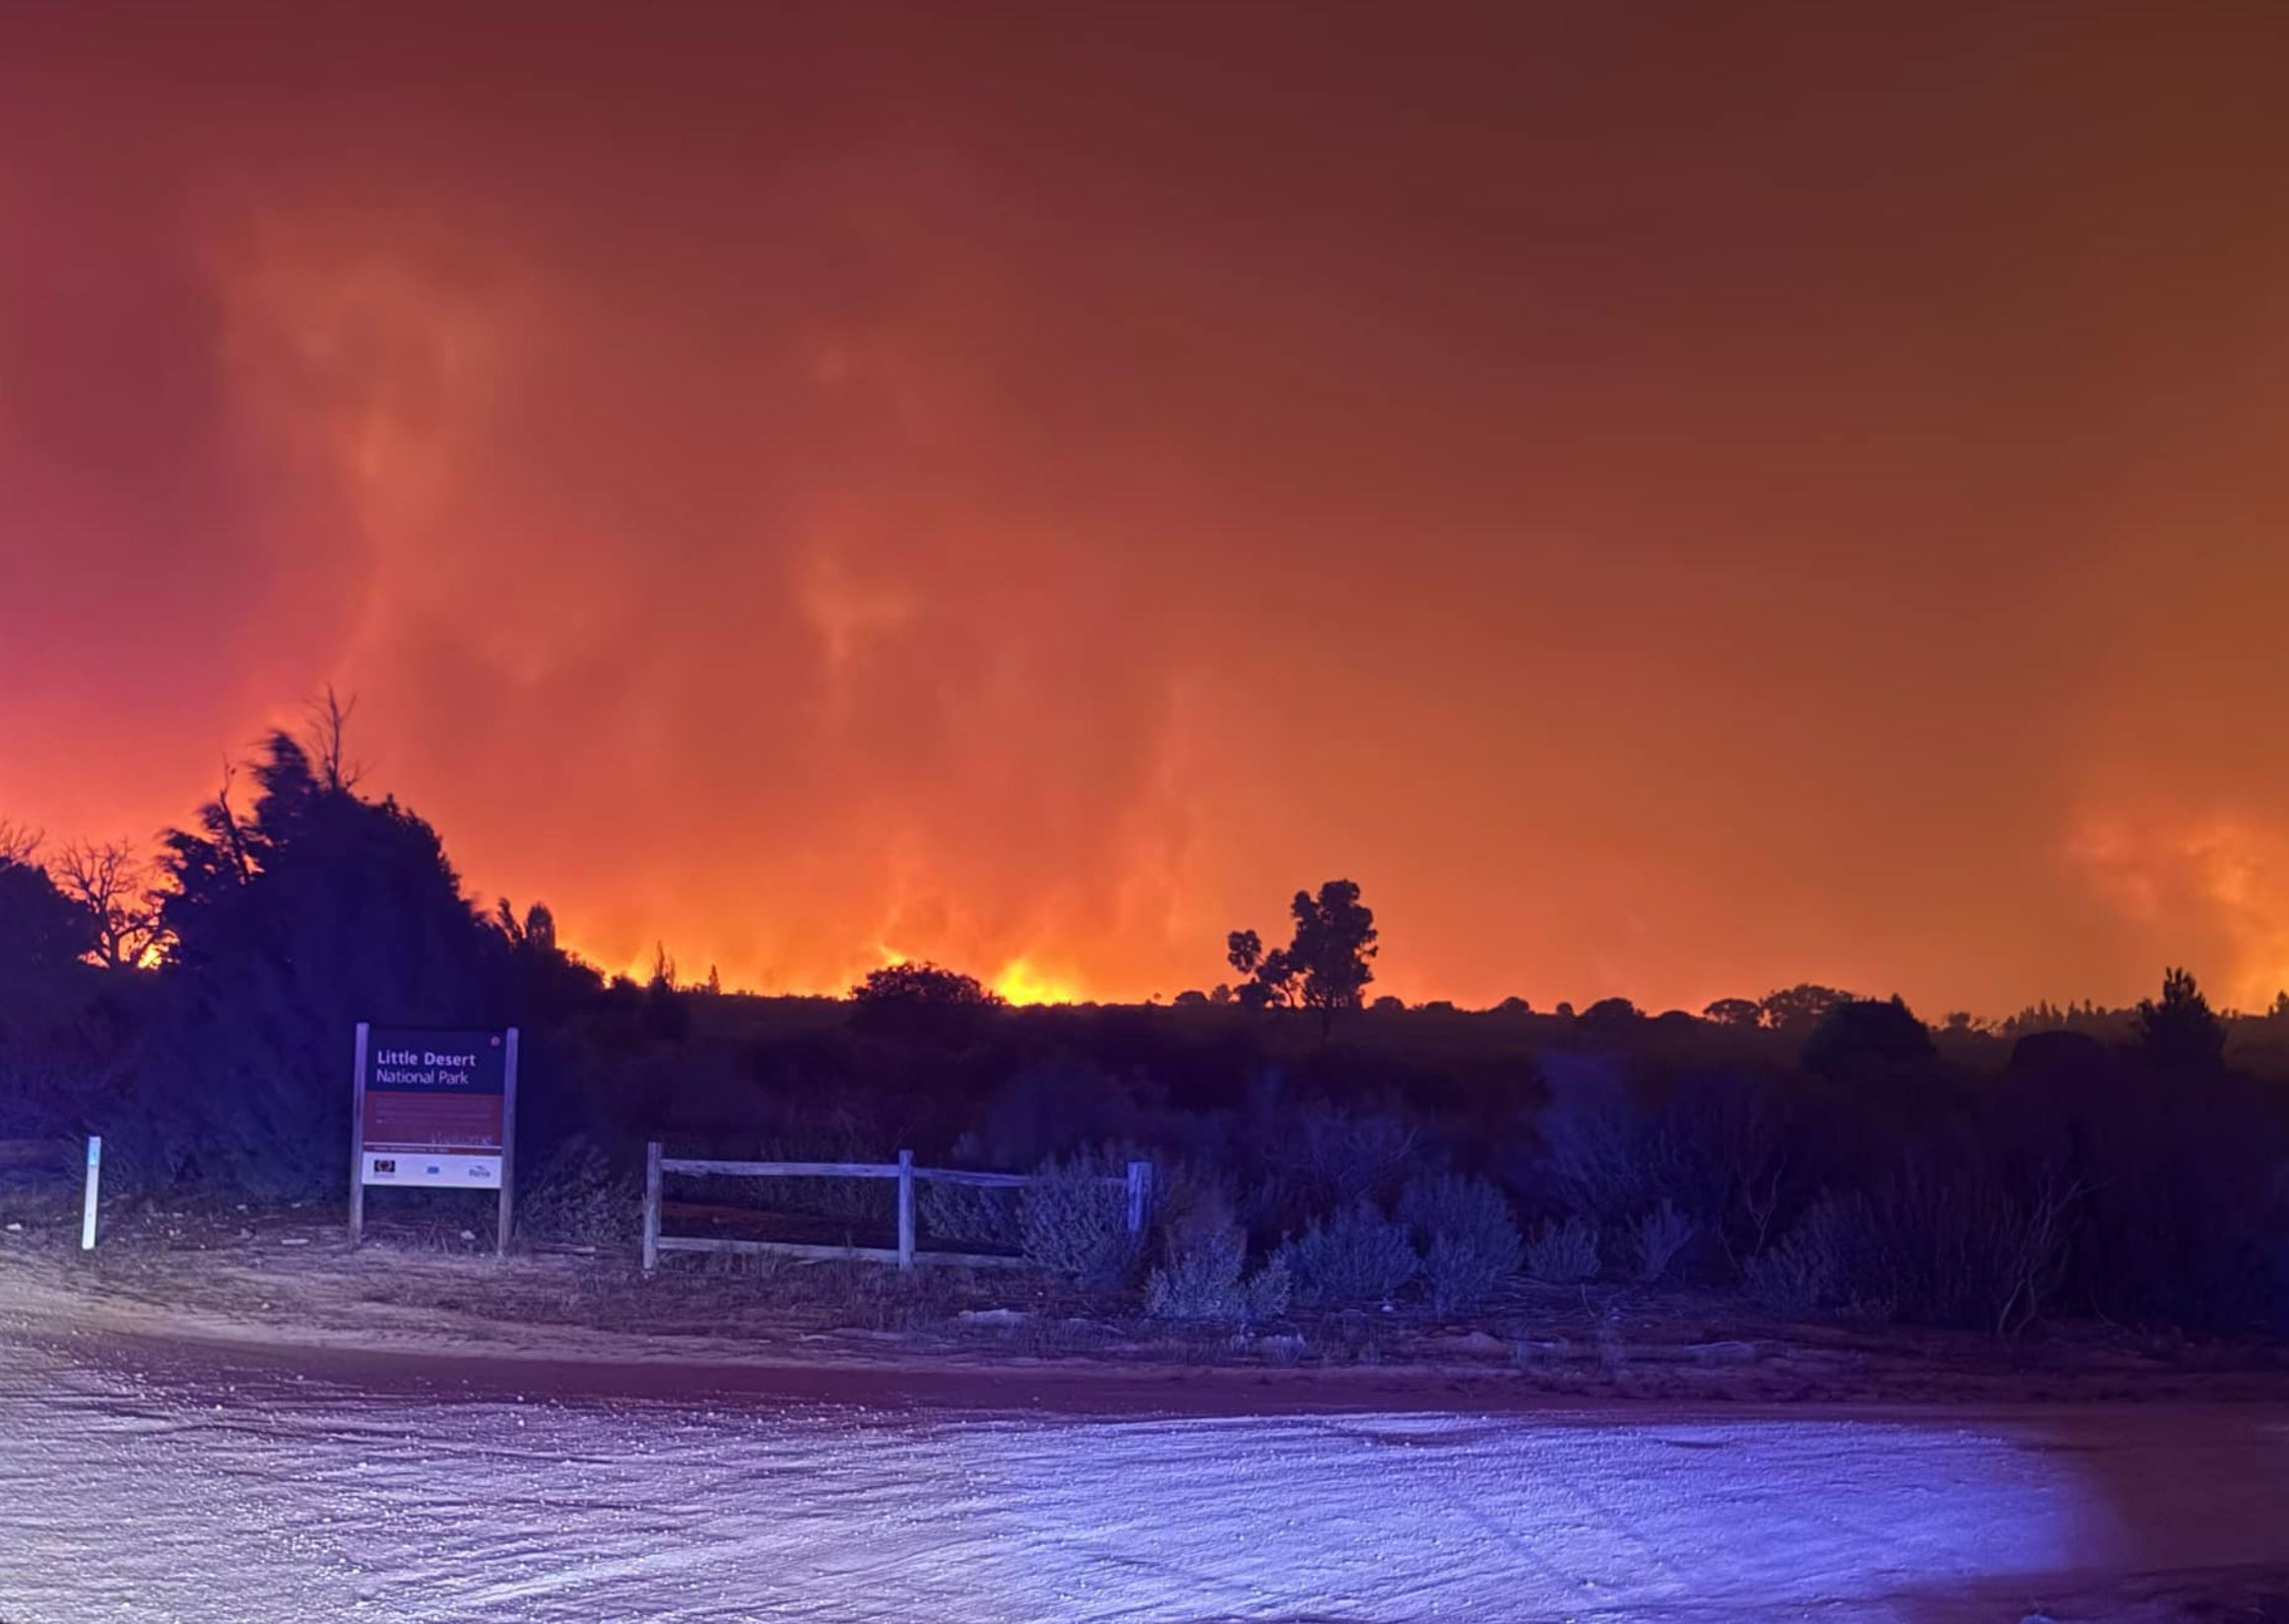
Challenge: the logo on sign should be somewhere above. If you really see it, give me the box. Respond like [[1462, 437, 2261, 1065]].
[[373, 1158, 397, 1176]]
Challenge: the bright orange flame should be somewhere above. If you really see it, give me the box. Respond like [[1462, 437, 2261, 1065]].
[[992, 957, 1084, 1006]]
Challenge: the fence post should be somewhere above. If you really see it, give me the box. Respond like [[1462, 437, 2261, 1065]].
[[80, 1136, 101, 1252], [641, 1140, 662, 1274], [1126, 1159, 1152, 1237], [896, 1149, 915, 1269]]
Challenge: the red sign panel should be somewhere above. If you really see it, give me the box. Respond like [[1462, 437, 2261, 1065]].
[[358, 1028, 511, 1190]]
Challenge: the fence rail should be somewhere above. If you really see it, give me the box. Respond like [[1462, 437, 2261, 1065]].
[[641, 1143, 1151, 1273]]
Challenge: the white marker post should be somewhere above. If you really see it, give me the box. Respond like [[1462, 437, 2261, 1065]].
[[80, 1136, 100, 1252]]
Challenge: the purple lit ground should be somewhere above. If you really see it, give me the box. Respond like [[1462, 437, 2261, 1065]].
[[3, 1331, 2285, 1622]]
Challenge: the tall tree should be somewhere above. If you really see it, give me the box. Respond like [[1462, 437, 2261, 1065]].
[[1228, 879, 1378, 1031], [1759, 983, 1851, 1032], [0, 845, 94, 989], [2134, 965, 2226, 1073], [1288, 878, 1378, 1031], [154, 719, 492, 1194], [1226, 928, 1296, 1009]]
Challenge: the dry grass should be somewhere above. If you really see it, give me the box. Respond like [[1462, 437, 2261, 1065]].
[[6, 1193, 2288, 1402]]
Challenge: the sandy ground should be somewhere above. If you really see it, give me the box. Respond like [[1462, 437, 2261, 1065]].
[[3, 1321, 2289, 1622], [5, 1225, 2289, 1620]]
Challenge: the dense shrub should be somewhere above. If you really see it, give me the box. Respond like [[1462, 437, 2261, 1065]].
[[1523, 1216, 1602, 1282], [1018, 1150, 1138, 1289], [518, 1137, 639, 1249], [1399, 1173, 1520, 1311], [1144, 1222, 1291, 1322], [1279, 1106, 1422, 1209], [917, 1179, 1022, 1252], [1244, 1254, 1294, 1319], [1278, 1199, 1419, 1305], [1745, 1141, 2086, 1333], [1529, 1055, 1654, 1223], [1744, 1193, 1889, 1322]]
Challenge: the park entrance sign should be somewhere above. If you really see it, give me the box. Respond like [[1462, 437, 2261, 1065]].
[[349, 1023, 519, 1254]]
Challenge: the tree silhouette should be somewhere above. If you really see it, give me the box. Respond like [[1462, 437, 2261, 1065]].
[[52, 838, 164, 968], [1801, 995, 1933, 1077], [1759, 982, 1851, 1032], [1226, 933, 1300, 1010], [488, 898, 598, 1024], [155, 719, 493, 1194], [0, 844, 94, 987], [850, 960, 1005, 1042], [853, 961, 1000, 1007], [1226, 929, 1296, 1009], [1702, 997, 1763, 1029], [1580, 996, 1643, 1032], [1225, 929, 1262, 980], [0, 821, 40, 867], [2134, 965, 2225, 1073], [1226, 880, 1378, 1030], [1287, 878, 1378, 1031]]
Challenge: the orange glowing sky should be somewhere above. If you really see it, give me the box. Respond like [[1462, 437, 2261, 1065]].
[[5, 3, 2289, 1012]]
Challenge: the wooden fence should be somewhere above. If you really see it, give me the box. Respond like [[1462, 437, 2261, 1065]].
[[640, 1144, 1151, 1272]]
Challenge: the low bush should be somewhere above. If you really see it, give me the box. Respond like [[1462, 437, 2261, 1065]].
[[1747, 1139, 2089, 1333], [1630, 1200, 1697, 1283], [1246, 1254, 1294, 1320], [918, 1179, 1022, 1252], [1523, 1215, 1602, 1282], [1399, 1173, 1521, 1311], [1744, 1192, 1890, 1322], [1018, 1149, 1138, 1289], [518, 1138, 638, 1250], [1278, 1199, 1419, 1305], [1144, 1221, 1290, 1322]]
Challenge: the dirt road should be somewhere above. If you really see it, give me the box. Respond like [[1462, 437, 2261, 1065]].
[[3, 1328, 2286, 1623]]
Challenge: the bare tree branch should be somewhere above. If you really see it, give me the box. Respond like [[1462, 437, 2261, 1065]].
[[0, 820, 43, 866], [52, 837, 166, 968], [304, 686, 363, 793], [210, 758, 254, 883]]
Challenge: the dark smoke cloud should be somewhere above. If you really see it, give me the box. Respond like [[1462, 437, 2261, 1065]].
[[5, 3, 2288, 1010]]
